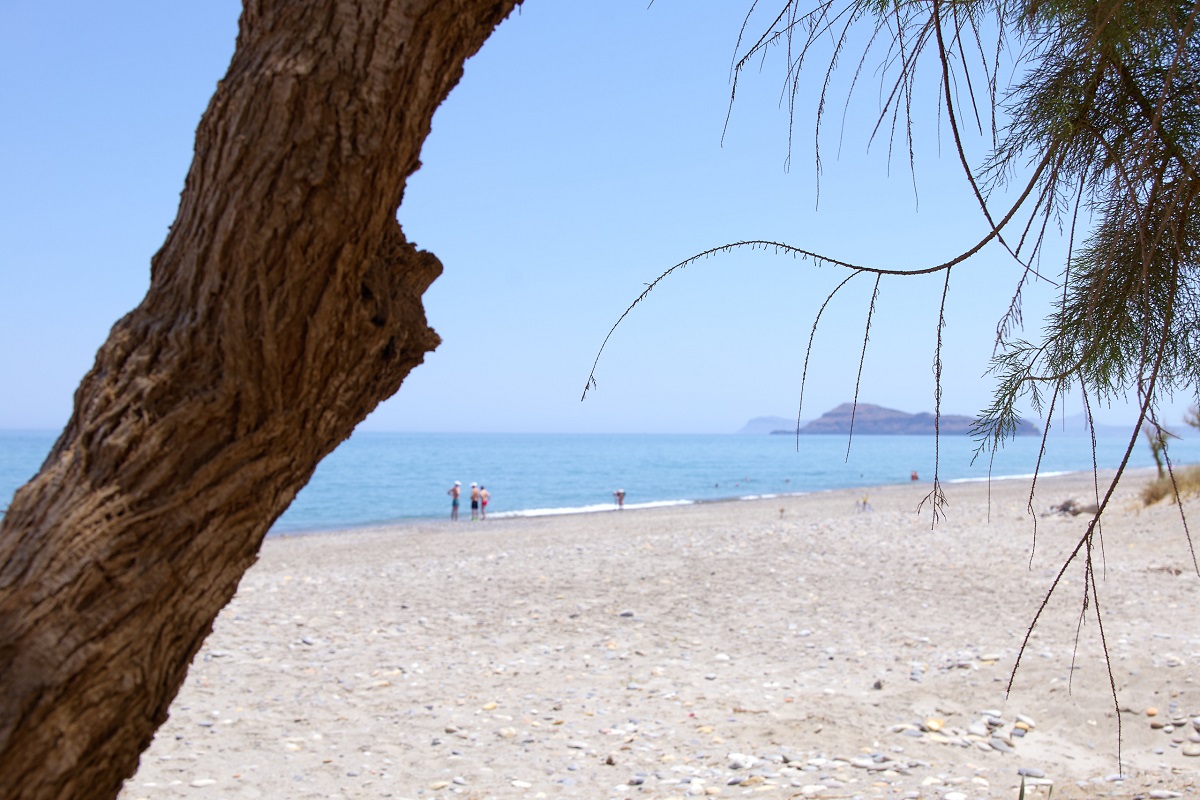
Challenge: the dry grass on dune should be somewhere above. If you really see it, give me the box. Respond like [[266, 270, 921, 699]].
[[1141, 463, 1200, 505]]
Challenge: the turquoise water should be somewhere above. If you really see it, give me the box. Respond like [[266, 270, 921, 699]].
[[2, 428, 1197, 533]]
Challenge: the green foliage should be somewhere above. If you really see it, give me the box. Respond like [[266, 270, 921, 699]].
[[979, 0, 1200, 458]]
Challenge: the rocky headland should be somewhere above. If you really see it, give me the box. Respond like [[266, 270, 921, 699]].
[[767, 403, 1039, 436]]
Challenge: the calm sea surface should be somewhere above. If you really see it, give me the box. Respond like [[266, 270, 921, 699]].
[[1, 429, 1197, 533]]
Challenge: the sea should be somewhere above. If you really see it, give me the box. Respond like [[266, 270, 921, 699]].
[[2, 428, 1197, 535]]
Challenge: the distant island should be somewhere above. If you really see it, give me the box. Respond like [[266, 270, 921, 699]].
[[759, 402, 1039, 436]]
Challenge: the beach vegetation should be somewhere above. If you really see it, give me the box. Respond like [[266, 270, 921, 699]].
[[1143, 404, 1200, 502], [1143, 423, 1177, 479], [1141, 463, 1200, 504]]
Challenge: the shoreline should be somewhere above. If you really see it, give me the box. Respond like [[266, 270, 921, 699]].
[[268, 468, 1120, 539]]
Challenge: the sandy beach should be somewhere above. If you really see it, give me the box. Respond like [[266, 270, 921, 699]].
[[117, 469, 1200, 800]]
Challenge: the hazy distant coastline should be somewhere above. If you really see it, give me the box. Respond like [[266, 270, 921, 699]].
[[741, 402, 1139, 437]]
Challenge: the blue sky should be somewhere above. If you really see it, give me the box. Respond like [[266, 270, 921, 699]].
[[1, 2, 1193, 434]]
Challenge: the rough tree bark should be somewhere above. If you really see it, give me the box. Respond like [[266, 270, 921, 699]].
[[0, 1, 520, 797]]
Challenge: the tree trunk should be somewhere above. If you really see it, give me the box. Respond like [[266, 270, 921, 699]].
[[0, 1, 519, 797]]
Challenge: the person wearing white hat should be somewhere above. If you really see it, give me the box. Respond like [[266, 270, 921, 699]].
[[448, 481, 461, 521], [469, 482, 481, 521]]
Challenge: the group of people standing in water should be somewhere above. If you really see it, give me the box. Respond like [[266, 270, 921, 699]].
[[447, 483, 629, 520], [447, 480, 489, 521]]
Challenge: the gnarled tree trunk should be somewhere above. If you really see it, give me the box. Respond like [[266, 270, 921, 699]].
[[0, 1, 519, 797]]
